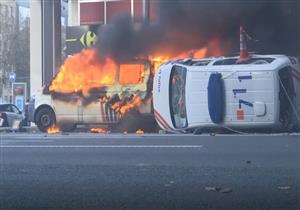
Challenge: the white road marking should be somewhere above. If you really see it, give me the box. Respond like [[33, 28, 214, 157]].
[[0, 140, 54, 143], [0, 145, 203, 148]]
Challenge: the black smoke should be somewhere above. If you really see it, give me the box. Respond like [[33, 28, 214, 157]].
[[96, 14, 161, 62], [96, 0, 300, 62]]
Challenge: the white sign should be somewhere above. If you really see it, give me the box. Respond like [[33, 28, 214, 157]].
[[8, 71, 16, 82]]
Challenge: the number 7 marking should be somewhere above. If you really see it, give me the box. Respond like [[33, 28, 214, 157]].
[[239, 99, 253, 109]]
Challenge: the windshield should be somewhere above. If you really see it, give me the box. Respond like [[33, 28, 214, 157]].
[[169, 65, 187, 128]]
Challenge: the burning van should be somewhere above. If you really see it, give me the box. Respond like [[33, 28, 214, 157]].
[[28, 49, 156, 132]]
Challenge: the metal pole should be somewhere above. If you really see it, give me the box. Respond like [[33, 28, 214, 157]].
[[104, 0, 107, 24], [142, 0, 149, 22], [42, 0, 61, 85], [131, 0, 134, 20]]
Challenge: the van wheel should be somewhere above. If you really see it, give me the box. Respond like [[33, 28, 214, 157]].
[[35, 107, 56, 132]]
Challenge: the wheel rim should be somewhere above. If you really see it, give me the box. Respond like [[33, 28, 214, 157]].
[[41, 114, 51, 127]]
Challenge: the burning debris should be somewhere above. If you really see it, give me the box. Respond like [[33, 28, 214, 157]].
[[136, 129, 144, 134], [47, 126, 61, 134], [90, 128, 107, 133]]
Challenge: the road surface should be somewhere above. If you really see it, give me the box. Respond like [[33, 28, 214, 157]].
[[0, 133, 299, 210]]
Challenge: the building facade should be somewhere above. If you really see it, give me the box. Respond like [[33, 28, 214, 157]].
[[68, 0, 158, 26], [0, 0, 17, 103]]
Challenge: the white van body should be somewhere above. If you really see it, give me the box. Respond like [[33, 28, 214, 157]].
[[28, 61, 153, 132], [153, 55, 300, 132]]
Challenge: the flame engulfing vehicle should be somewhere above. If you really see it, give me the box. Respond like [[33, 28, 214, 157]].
[[153, 55, 300, 133], [28, 49, 156, 133]]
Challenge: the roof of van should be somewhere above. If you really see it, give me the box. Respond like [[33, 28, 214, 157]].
[[173, 54, 297, 68]]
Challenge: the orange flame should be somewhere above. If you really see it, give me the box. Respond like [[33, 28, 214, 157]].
[[49, 49, 117, 95], [111, 95, 142, 114], [90, 128, 107, 133], [119, 64, 145, 85], [136, 129, 144, 134], [47, 126, 60, 134], [150, 38, 223, 73]]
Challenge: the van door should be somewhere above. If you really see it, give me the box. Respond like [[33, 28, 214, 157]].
[[52, 95, 81, 124], [81, 98, 102, 124]]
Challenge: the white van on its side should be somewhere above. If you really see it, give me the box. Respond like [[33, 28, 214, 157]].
[[153, 55, 300, 133]]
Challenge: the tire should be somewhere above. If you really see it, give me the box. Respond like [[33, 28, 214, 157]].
[[35, 107, 56, 132]]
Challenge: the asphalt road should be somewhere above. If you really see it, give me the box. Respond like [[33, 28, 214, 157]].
[[0, 133, 299, 210]]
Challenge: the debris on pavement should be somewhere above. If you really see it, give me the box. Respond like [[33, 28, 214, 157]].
[[204, 186, 221, 192], [220, 188, 233, 194], [205, 186, 232, 193], [278, 186, 291, 190]]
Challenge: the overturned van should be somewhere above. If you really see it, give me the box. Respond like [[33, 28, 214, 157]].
[[153, 55, 300, 133]]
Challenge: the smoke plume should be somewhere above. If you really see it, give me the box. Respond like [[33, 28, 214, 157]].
[[96, 0, 300, 62]]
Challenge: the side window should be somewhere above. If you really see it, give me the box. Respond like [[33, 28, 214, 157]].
[[6, 105, 12, 112], [11, 105, 20, 114], [119, 64, 145, 85]]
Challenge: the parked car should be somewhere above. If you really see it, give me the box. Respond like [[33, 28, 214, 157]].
[[0, 104, 25, 129]]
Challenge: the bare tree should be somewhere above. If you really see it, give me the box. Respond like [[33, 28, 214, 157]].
[[0, 4, 30, 101]]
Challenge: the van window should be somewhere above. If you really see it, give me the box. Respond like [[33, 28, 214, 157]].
[[169, 65, 188, 128], [119, 64, 145, 85], [278, 66, 295, 128]]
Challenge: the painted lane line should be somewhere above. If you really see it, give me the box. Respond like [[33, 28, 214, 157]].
[[0, 145, 203, 148], [0, 140, 54, 143]]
